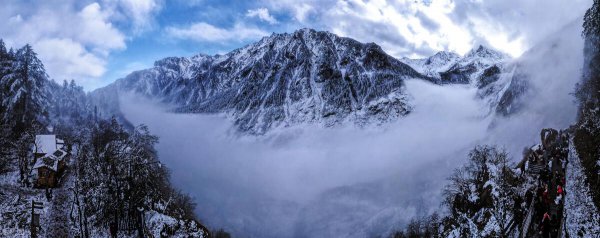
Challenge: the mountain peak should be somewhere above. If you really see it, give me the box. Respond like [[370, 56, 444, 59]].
[[465, 45, 510, 59], [430, 51, 461, 62], [294, 27, 318, 34], [262, 28, 332, 41]]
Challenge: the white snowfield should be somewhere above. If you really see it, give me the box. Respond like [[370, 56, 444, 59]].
[[564, 141, 600, 237]]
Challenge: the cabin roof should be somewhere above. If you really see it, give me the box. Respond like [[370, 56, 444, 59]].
[[34, 135, 65, 155], [33, 154, 59, 171], [35, 135, 57, 154]]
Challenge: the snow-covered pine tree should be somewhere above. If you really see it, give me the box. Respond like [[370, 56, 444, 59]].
[[47, 78, 93, 130], [0, 39, 10, 69], [441, 146, 526, 237], [0, 43, 47, 181], [584, 0, 600, 39], [0, 39, 14, 118], [1, 44, 50, 134], [0, 124, 12, 174]]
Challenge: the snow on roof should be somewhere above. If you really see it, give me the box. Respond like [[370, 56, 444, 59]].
[[32, 155, 58, 171], [34, 135, 65, 154], [35, 135, 57, 154]]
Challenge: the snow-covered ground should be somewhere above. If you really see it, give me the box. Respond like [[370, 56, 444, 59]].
[[565, 140, 600, 237], [0, 154, 207, 238], [0, 172, 49, 237]]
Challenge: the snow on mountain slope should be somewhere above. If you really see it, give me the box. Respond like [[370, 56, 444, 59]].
[[401, 45, 510, 85], [99, 29, 429, 134], [404, 28, 580, 120], [401, 46, 516, 115], [401, 51, 461, 78]]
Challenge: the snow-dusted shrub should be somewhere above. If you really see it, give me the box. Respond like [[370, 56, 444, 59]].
[[441, 145, 526, 237]]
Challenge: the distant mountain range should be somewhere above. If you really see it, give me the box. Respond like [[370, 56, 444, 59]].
[[93, 28, 522, 134]]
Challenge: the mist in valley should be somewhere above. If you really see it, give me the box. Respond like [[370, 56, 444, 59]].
[[119, 20, 584, 238]]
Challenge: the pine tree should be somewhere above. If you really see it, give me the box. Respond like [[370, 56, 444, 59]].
[[2, 44, 50, 134], [0, 40, 10, 68], [0, 124, 13, 174], [583, 0, 600, 39], [0, 40, 14, 118]]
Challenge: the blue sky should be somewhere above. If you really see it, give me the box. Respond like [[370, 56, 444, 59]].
[[0, 0, 592, 90]]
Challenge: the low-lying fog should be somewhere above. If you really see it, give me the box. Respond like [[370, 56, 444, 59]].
[[120, 20, 582, 238]]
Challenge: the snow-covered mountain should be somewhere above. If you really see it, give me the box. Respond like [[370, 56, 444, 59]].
[[95, 29, 518, 134], [401, 51, 462, 79], [401, 45, 510, 85], [97, 29, 433, 134]]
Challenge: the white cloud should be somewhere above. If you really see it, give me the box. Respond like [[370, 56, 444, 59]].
[[166, 22, 269, 42], [292, 3, 313, 22], [263, 0, 591, 58], [0, 2, 126, 87], [246, 8, 278, 24], [120, 80, 491, 237], [78, 3, 127, 54], [8, 14, 22, 24], [35, 38, 106, 79], [102, 0, 163, 33], [264, 0, 316, 22], [324, 0, 519, 57], [0, 0, 163, 89]]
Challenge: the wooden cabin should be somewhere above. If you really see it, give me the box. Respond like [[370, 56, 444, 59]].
[[31, 135, 68, 188], [32, 155, 59, 188]]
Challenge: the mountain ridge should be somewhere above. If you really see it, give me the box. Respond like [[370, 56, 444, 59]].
[[94, 29, 513, 134]]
